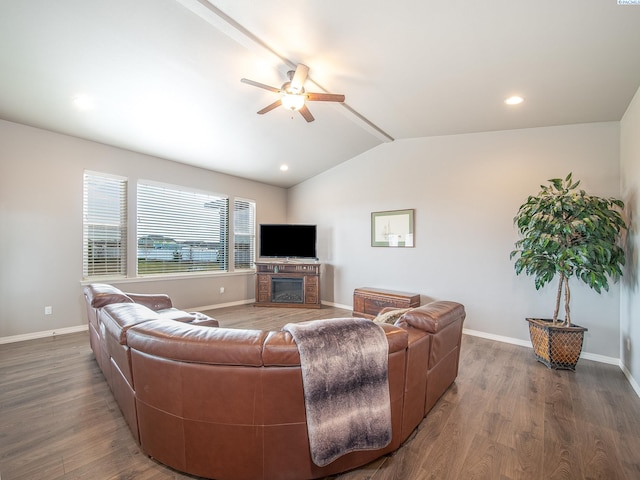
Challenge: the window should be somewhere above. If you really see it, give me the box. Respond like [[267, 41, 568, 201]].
[[234, 198, 256, 270], [82, 175, 250, 279], [83, 172, 127, 278], [137, 181, 228, 275]]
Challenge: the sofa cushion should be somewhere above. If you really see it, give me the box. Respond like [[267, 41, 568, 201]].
[[101, 303, 161, 344]]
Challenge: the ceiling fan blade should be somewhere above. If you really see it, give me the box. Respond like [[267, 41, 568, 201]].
[[241, 78, 280, 93], [305, 92, 345, 102], [299, 104, 315, 122], [290, 64, 309, 93], [257, 99, 282, 115]]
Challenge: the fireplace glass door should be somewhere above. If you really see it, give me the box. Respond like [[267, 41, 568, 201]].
[[271, 277, 304, 304]]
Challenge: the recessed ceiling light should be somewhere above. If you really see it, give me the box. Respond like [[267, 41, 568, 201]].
[[280, 164, 289, 171], [504, 95, 524, 106], [73, 94, 94, 110]]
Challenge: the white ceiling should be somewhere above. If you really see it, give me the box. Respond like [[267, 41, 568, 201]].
[[1, 0, 639, 187]]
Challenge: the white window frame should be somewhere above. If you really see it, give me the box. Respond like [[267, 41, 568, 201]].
[[82, 171, 128, 279], [233, 198, 256, 271]]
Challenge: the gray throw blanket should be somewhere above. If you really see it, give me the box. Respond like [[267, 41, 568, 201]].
[[283, 318, 392, 467]]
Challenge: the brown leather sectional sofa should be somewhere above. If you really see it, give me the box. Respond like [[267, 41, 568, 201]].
[[83, 283, 465, 480]]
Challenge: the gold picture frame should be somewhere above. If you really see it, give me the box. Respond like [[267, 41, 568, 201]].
[[371, 209, 414, 247]]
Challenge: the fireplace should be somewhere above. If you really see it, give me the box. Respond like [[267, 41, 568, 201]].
[[255, 262, 320, 309], [271, 277, 304, 304]]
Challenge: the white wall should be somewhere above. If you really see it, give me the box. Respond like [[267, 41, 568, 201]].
[[288, 122, 622, 359], [1, 117, 630, 362], [620, 86, 640, 389], [0, 119, 287, 339]]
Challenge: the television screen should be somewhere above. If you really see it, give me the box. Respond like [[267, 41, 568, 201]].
[[259, 224, 317, 259]]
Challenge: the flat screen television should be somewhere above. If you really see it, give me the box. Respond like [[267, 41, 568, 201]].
[[259, 224, 317, 259]]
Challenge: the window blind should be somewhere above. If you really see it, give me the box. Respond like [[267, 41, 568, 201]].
[[83, 172, 127, 278], [137, 182, 228, 275], [234, 198, 256, 270]]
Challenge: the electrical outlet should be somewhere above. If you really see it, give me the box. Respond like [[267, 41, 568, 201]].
[[44, 306, 52, 315], [219, 287, 225, 294]]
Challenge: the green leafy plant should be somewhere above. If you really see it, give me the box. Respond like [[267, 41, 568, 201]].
[[511, 173, 627, 326]]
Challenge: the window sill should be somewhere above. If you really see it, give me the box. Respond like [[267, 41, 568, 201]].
[[80, 269, 255, 286]]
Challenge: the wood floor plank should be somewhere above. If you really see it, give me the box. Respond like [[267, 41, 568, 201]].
[[618, 430, 640, 478], [578, 424, 626, 480], [542, 378, 584, 479], [2, 305, 640, 480], [456, 434, 511, 479]]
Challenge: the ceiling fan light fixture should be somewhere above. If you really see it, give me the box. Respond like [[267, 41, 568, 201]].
[[241, 64, 343, 122], [281, 93, 305, 111]]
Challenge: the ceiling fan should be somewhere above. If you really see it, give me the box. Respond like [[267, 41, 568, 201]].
[[240, 64, 345, 122]]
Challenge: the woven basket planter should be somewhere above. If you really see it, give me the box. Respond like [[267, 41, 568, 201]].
[[526, 318, 588, 371]]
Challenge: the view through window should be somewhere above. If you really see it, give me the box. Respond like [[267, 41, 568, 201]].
[[137, 181, 229, 275]]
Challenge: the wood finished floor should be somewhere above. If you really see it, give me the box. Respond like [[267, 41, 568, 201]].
[[1, 304, 640, 479]]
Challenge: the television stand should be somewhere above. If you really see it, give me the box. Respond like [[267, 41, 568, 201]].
[[255, 262, 320, 308]]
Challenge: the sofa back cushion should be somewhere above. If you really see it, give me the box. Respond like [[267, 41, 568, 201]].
[[101, 303, 161, 344], [127, 320, 268, 366]]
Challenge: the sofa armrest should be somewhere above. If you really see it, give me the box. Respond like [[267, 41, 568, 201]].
[[396, 301, 465, 333], [126, 292, 173, 311], [84, 283, 133, 308]]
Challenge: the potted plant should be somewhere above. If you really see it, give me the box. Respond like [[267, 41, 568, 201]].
[[510, 173, 627, 370]]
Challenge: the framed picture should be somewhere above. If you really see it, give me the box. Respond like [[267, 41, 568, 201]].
[[371, 209, 414, 247]]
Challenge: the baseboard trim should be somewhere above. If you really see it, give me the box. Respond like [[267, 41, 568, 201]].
[[580, 351, 620, 365], [0, 325, 88, 345], [189, 299, 256, 312], [620, 362, 640, 398], [463, 328, 532, 349], [321, 300, 352, 311], [462, 328, 620, 366]]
